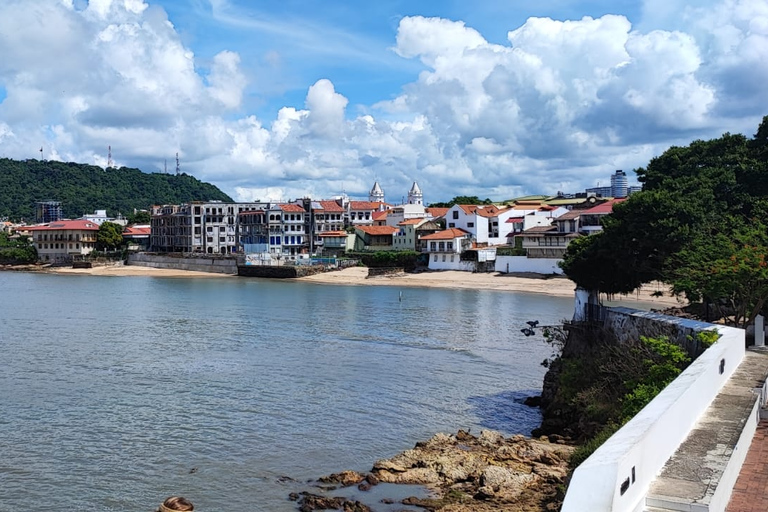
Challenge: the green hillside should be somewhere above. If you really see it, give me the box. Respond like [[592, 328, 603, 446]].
[[0, 158, 233, 221]]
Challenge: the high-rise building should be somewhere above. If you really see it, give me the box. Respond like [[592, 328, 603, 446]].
[[35, 201, 63, 223], [611, 170, 628, 198]]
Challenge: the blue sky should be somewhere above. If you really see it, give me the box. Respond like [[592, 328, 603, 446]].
[[0, 0, 765, 203]]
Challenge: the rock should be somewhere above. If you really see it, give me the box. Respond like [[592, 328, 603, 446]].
[[372, 459, 407, 473], [474, 485, 496, 500], [365, 473, 379, 486], [288, 493, 299, 501], [524, 395, 542, 407], [357, 482, 371, 492], [318, 470, 366, 487], [297, 493, 371, 512]]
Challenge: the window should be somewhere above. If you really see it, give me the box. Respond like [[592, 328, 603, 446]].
[[451, 255, 455, 262], [442, 254, 446, 262], [195, 227, 201, 235], [207, 237, 213, 243], [207, 226, 213, 232], [447, 242, 453, 250], [467, 222, 474, 228], [219, 237, 225, 242], [452, 211, 459, 219], [433, 255, 438, 262], [448, 222, 455, 228]]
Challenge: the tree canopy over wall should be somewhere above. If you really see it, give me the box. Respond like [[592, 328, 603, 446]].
[[0, 158, 232, 221], [561, 116, 768, 327]]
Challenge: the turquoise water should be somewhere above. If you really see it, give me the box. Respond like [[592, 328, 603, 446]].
[[0, 272, 573, 511]]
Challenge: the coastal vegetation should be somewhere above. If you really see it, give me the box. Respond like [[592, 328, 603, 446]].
[[561, 116, 768, 328], [536, 326, 717, 468], [0, 231, 37, 264], [0, 158, 232, 221]]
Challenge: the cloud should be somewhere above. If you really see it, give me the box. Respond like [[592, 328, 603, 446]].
[[0, 0, 765, 205]]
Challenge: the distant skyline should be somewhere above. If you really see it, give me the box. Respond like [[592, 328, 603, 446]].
[[0, 0, 765, 203]]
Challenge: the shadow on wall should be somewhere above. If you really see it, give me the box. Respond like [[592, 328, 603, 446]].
[[466, 389, 543, 436]]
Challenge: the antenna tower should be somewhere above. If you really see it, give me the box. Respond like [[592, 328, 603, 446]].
[[164, 159, 167, 174], [107, 145, 113, 168], [175, 152, 180, 176]]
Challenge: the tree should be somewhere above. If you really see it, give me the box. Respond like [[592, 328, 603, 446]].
[[561, 116, 768, 326], [429, 196, 493, 208], [670, 222, 768, 327], [127, 210, 151, 224], [97, 222, 124, 251]]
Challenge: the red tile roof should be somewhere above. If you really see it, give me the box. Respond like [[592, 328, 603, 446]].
[[398, 218, 423, 226], [23, 220, 100, 231], [356, 225, 398, 236], [523, 225, 558, 234], [420, 228, 471, 240], [123, 226, 151, 236], [583, 198, 626, 215], [457, 204, 508, 218], [350, 201, 385, 211], [318, 231, 348, 237], [279, 204, 306, 213], [555, 210, 582, 221], [426, 207, 449, 218], [372, 210, 388, 221], [506, 216, 525, 223], [315, 200, 345, 213]]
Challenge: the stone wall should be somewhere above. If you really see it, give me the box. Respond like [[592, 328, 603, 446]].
[[127, 253, 238, 275]]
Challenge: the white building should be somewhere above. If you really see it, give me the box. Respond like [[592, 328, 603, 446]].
[[24, 219, 99, 263], [420, 228, 473, 270]]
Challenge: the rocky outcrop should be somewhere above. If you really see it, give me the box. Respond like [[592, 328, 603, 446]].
[[307, 429, 573, 512]]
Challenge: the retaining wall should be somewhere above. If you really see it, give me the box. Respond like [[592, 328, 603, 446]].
[[561, 309, 746, 512], [127, 253, 237, 275], [495, 255, 564, 275]]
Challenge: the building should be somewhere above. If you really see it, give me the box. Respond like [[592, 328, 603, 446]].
[[24, 219, 100, 262], [35, 201, 62, 224], [520, 225, 578, 259], [123, 225, 151, 251], [407, 182, 423, 205], [150, 201, 268, 254], [369, 181, 385, 203], [353, 225, 398, 251], [420, 228, 473, 270], [586, 170, 636, 198]]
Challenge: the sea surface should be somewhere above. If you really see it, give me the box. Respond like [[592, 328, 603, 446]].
[[0, 271, 574, 511]]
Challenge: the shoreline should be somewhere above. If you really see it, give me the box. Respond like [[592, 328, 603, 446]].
[[33, 263, 683, 306]]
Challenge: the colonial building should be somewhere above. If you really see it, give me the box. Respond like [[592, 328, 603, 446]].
[[25, 220, 100, 263]]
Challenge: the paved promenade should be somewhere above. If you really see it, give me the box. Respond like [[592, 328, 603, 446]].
[[726, 420, 768, 512]]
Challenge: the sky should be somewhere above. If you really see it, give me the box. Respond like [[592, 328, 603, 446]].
[[0, 0, 766, 204]]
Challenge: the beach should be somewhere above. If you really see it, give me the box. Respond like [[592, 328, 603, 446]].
[[43, 264, 682, 307]]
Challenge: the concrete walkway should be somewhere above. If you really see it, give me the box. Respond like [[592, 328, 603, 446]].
[[645, 349, 768, 512], [726, 420, 768, 512]]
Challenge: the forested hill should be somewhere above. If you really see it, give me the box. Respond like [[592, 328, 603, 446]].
[[0, 158, 233, 221]]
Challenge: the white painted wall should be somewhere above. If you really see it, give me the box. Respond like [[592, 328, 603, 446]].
[[495, 256, 563, 274], [427, 253, 473, 271], [562, 311, 745, 512]]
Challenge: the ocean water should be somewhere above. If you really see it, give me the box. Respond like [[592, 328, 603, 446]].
[[0, 272, 573, 511]]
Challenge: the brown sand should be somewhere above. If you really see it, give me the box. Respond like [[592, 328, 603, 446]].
[[299, 267, 682, 307], [42, 264, 682, 307]]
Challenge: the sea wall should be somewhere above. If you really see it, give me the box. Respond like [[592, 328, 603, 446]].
[[561, 309, 746, 512], [127, 253, 238, 275], [495, 256, 564, 275]]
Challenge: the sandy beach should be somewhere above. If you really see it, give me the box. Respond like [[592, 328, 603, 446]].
[[43, 263, 682, 307], [299, 267, 682, 307]]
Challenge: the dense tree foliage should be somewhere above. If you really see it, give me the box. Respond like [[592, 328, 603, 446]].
[[429, 196, 493, 207], [96, 222, 125, 251], [0, 158, 232, 221], [0, 232, 37, 264], [126, 211, 151, 224], [561, 116, 768, 326]]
